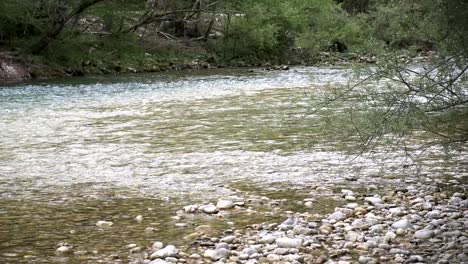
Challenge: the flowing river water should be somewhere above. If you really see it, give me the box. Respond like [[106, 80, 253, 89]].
[[0, 67, 466, 263]]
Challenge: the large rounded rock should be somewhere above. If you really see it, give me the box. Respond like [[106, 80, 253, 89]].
[[216, 200, 235, 210], [199, 204, 219, 214]]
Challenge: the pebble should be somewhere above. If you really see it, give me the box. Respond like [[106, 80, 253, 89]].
[[396, 228, 406, 235], [150, 245, 178, 259], [359, 256, 377, 264], [276, 237, 302, 248], [407, 255, 424, 262], [391, 219, 412, 230], [220, 235, 236, 243], [320, 225, 333, 234], [152, 241, 164, 250], [365, 197, 384, 205], [215, 242, 229, 250], [328, 211, 347, 221], [266, 253, 281, 262], [145, 227, 158, 233], [204, 248, 230, 260], [414, 229, 434, 239], [389, 248, 409, 255], [354, 207, 367, 214], [149, 259, 170, 264], [385, 231, 396, 240], [260, 234, 277, 244], [351, 219, 369, 230], [426, 210, 441, 219]]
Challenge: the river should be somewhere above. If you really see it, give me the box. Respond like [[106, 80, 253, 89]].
[[0, 67, 466, 263]]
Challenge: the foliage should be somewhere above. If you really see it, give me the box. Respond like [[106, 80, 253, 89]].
[[312, 0, 468, 157]]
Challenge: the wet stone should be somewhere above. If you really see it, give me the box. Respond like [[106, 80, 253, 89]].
[[56, 246, 71, 254], [96, 220, 113, 227]]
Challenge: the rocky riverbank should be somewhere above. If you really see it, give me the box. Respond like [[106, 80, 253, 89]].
[[53, 176, 466, 264], [140, 181, 467, 264]]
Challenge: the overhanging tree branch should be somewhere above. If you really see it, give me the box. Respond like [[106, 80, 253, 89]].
[[30, 0, 106, 54]]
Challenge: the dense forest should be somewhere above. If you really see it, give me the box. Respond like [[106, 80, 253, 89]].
[[0, 0, 466, 77]]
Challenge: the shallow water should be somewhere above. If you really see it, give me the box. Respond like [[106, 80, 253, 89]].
[[0, 67, 466, 263]]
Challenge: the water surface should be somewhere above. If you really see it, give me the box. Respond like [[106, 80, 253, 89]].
[[0, 67, 466, 263]]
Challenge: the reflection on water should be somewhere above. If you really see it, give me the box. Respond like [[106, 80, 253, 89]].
[[0, 67, 466, 263]]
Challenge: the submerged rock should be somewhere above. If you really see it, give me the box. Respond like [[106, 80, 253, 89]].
[[96, 220, 114, 227], [183, 205, 198, 213], [56, 246, 71, 254]]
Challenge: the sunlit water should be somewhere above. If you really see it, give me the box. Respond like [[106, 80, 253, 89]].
[[0, 67, 466, 263]]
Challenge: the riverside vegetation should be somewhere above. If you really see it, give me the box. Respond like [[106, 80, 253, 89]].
[[0, 0, 465, 80]]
